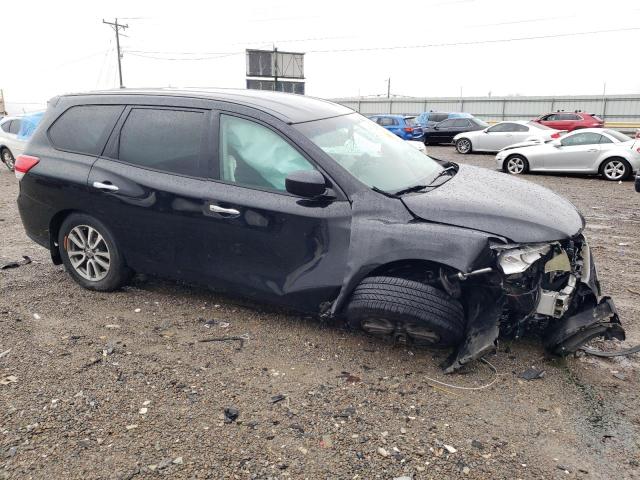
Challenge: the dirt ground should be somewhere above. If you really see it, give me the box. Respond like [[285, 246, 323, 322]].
[[1, 146, 640, 480]]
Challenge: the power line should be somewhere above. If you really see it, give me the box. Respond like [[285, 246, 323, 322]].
[[126, 51, 241, 61], [306, 26, 640, 53]]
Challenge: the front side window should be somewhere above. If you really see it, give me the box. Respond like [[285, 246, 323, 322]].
[[118, 108, 204, 176], [437, 119, 455, 128], [219, 114, 315, 192], [295, 113, 443, 193], [561, 132, 603, 146], [50, 105, 123, 155], [8, 120, 21, 135]]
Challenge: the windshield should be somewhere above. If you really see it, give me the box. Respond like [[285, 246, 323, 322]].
[[295, 113, 444, 193], [404, 117, 417, 126]]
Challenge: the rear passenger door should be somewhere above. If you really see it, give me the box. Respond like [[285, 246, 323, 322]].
[[88, 105, 215, 280]]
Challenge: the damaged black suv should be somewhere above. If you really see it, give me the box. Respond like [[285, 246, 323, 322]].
[[16, 89, 625, 371]]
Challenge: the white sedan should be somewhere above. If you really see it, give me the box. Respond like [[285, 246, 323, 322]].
[[453, 120, 563, 154], [495, 128, 640, 181], [0, 116, 26, 171]]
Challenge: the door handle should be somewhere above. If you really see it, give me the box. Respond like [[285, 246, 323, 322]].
[[209, 205, 241, 217], [587, 149, 598, 152], [92, 181, 119, 192]]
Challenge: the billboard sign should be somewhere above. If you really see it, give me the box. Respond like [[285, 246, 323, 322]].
[[246, 49, 304, 79]]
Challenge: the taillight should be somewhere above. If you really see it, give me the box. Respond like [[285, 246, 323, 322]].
[[551, 132, 561, 139], [404, 127, 413, 133], [14, 155, 40, 180]]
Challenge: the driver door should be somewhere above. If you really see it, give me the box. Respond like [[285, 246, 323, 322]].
[[545, 132, 603, 171]]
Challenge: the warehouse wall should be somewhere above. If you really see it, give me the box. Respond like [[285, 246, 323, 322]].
[[332, 94, 640, 126]]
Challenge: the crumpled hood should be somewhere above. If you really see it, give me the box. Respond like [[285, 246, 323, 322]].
[[402, 164, 584, 242]]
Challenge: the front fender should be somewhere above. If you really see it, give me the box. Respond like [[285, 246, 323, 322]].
[[330, 191, 498, 315]]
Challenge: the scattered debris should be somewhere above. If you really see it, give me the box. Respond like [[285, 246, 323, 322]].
[[139, 407, 148, 414], [78, 357, 102, 372], [104, 324, 121, 329], [271, 394, 287, 404], [337, 371, 361, 383], [298, 446, 308, 455], [519, 368, 545, 381], [33, 313, 41, 320], [125, 424, 138, 430], [134, 308, 141, 313], [335, 406, 356, 418], [172, 457, 183, 465], [612, 372, 627, 381], [377, 447, 390, 457], [199, 335, 248, 350], [462, 466, 471, 475], [1, 256, 31, 270], [0, 374, 18, 385], [224, 407, 239, 423], [557, 464, 571, 473], [627, 288, 640, 297], [471, 440, 485, 450], [0, 348, 11, 360], [444, 444, 457, 454]]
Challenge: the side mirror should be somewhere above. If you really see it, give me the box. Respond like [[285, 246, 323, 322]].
[[285, 170, 327, 198]]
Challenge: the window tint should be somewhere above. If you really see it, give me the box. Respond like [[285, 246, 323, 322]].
[[1, 120, 12, 133], [118, 108, 205, 176], [437, 119, 455, 128], [561, 132, 603, 146], [219, 114, 314, 192], [378, 117, 396, 126], [487, 123, 511, 133], [544, 114, 557, 121], [50, 105, 123, 155], [8, 120, 21, 135], [430, 113, 448, 123], [599, 135, 613, 144], [404, 117, 416, 126], [513, 123, 529, 132], [452, 119, 470, 127]]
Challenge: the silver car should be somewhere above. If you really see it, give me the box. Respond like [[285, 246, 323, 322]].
[[453, 120, 563, 154], [496, 128, 640, 181]]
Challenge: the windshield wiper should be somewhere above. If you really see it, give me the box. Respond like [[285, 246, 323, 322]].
[[392, 166, 458, 196], [371, 186, 399, 198]]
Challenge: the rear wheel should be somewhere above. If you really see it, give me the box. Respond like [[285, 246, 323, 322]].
[[504, 154, 529, 175], [600, 158, 630, 181], [455, 138, 472, 154], [58, 213, 131, 291], [346, 276, 465, 347], [1, 148, 15, 172]]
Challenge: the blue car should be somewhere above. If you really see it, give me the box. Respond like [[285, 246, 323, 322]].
[[369, 115, 423, 140], [415, 111, 473, 128]]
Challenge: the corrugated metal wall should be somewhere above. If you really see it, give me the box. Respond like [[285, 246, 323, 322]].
[[332, 94, 640, 125]]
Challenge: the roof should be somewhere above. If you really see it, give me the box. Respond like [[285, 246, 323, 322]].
[[60, 88, 354, 124]]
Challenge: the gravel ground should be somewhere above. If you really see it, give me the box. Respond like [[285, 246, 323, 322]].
[[1, 146, 640, 480]]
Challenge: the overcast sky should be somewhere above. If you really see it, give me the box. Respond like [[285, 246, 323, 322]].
[[3, 0, 640, 114]]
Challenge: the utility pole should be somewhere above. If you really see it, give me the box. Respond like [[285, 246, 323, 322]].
[[386, 78, 391, 98], [103, 18, 128, 88]]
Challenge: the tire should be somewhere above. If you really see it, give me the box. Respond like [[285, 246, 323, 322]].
[[504, 154, 529, 175], [600, 157, 631, 181], [455, 138, 472, 154], [58, 213, 131, 291], [346, 276, 465, 347], [1, 148, 15, 172]]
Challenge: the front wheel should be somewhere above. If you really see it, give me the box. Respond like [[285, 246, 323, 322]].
[[601, 158, 630, 181], [504, 154, 529, 175], [58, 213, 131, 291], [455, 138, 472, 154], [346, 276, 465, 347], [1, 148, 15, 172]]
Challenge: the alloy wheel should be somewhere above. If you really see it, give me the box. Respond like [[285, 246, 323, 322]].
[[506, 157, 525, 174], [66, 225, 111, 281], [456, 139, 471, 154], [603, 160, 626, 181], [2, 150, 14, 171]]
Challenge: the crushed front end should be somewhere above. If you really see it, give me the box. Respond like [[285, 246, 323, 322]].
[[443, 234, 625, 372]]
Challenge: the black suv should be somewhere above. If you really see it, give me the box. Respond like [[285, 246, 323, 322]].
[[15, 89, 624, 371]]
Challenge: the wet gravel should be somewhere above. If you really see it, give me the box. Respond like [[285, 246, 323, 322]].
[[1, 146, 640, 479]]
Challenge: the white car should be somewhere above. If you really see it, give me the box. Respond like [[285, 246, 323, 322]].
[[495, 128, 640, 181], [453, 120, 563, 154], [0, 116, 27, 171], [406, 140, 427, 154]]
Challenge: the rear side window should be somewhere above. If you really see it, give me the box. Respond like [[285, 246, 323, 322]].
[[8, 120, 21, 134], [430, 113, 448, 123], [1, 121, 12, 133], [49, 105, 123, 155], [452, 119, 470, 127], [118, 108, 205, 177], [378, 117, 396, 126]]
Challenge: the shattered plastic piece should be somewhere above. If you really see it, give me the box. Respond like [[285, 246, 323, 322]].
[[271, 394, 287, 404], [224, 407, 239, 423], [519, 368, 545, 381], [199, 335, 248, 350], [0, 375, 18, 385], [444, 444, 457, 454], [0, 256, 32, 270]]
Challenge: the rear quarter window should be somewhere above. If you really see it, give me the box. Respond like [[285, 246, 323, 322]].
[[49, 105, 123, 155]]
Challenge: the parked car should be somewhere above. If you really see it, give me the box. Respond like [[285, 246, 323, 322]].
[[415, 111, 473, 128], [453, 121, 563, 154], [533, 111, 604, 132], [424, 117, 488, 145], [368, 114, 423, 140], [16, 89, 624, 372], [496, 128, 639, 181], [0, 112, 44, 171], [636, 171, 640, 192]]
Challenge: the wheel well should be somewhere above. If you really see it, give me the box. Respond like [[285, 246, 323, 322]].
[[503, 153, 527, 170], [368, 259, 454, 284], [48, 209, 80, 265], [598, 156, 629, 174]]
